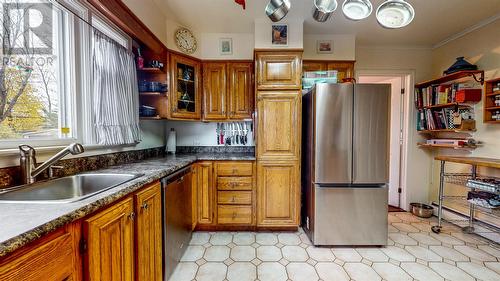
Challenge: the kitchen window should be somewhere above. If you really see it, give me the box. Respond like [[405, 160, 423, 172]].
[[0, 1, 77, 149], [0, 0, 133, 149]]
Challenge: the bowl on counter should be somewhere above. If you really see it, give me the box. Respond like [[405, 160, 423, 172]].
[[409, 203, 434, 218]]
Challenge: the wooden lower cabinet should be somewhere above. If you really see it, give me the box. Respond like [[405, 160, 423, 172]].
[[134, 182, 163, 281], [0, 225, 81, 281], [84, 197, 135, 281], [195, 161, 215, 225], [256, 161, 300, 227]]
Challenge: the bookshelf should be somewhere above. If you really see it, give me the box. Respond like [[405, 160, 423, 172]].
[[415, 70, 483, 150], [484, 77, 500, 123]]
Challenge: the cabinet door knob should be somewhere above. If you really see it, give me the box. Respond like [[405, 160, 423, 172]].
[[141, 203, 149, 210], [128, 212, 136, 220]]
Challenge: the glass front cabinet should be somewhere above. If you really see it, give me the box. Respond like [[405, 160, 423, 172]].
[[169, 53, 201, 119]]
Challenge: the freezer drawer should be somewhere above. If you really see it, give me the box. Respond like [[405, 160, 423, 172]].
[[312, 185, 388, 246]]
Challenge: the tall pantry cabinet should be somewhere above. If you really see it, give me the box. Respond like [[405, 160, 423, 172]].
[[255, 51, 302, 228]]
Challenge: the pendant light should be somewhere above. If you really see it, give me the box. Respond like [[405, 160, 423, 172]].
[[312, 0, 338, 22], [266, 0, 291, 22], [376, 0, 415, 28], [342, 0, 372, 20]]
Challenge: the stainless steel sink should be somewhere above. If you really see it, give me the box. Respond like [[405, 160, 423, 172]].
[[0, 173, 143, 203]]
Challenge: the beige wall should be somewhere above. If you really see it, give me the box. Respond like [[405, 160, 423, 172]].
[[429, 19, 500, 203], [122, 0, 168, 45], [355, 45, 435, 209]]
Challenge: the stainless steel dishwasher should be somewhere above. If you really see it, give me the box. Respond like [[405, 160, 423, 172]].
[[162, 166, 193, 281]]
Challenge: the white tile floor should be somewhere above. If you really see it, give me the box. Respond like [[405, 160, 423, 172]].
[[170, 212, 500, 281]]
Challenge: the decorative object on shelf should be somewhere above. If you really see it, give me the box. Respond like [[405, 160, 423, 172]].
[[183, 68, 193, 81], [174, 27, 197, 54], [265, 0, 291, 22], [219, 38, 232, 55], [342, 0, 373, 20], [271, 24, 288, 45], [234, 0, 246, 10], [136, 48, 144, 69], [139, 105, 157, 117], [316, 40, 333, 54], [138, 81, 167, 93], [444, 57, 478, 75], [376, 0, 415, 28], [149, 60, 164, 69], [312, 0, 338, 22]]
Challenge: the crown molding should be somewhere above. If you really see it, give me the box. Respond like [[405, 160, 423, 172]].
[[433, 13, 500, 49]]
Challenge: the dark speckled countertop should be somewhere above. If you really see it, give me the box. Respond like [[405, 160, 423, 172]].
[[0, 152, 255, 257]]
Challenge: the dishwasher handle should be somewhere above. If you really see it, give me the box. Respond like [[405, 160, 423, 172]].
[[162, 166, 191, 186]]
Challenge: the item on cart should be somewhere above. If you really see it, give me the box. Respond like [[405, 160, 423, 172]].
[[467, 191, 500, 209]]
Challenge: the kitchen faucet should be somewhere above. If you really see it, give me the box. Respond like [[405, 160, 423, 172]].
[[19, 143, 84, 184]]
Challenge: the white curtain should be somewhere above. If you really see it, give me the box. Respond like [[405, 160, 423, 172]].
[[92, 30, 141, 145]]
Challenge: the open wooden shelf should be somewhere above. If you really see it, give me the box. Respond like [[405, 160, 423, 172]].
[[138, 67, 165, 74], [419, 103, 472, 110], [139, 91, 166, 96], [418, 129, 476, 134], [485, 106, 500, 110], [417, 143, 477, 150], [140, 115, 163, 120], [415, 70, 484, 88], [484, 77, 500, 123]]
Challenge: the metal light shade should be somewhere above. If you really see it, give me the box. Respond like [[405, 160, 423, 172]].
[[376, 0, 415, 28], [312, 0, 338, 22], [266, 0, 291, 22], [342, 0, 372, 20]]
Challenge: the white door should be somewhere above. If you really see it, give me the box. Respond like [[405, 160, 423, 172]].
[[358, 76, 404, 207]]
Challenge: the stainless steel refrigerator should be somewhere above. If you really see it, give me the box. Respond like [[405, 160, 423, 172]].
[[302, 83, 390, 246]]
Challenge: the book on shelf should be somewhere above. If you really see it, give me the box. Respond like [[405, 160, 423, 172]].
[[414, 82, 480, 108], [416, 107, 474, 131]]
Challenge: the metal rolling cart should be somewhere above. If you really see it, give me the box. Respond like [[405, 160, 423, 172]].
[[431, 156, 500, 234]]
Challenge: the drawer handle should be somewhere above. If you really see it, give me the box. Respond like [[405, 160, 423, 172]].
[[232, 168, 237, 174], [231, 183, 235, 189], [141, 203, 149, 210], [231, 196, 235, 203], [232, 212, 237, 219]]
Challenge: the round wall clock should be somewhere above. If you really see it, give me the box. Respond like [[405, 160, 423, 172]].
[[175, 28, 197, 54]]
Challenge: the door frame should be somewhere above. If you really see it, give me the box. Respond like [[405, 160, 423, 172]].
[[355, 69, 415, 210]]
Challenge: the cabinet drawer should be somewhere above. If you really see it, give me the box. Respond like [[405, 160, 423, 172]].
[[217, 205, 252, 224], [217, 177, 253, 190], [0, 231, 75, 281], [216, 162, 253, 176], [217, 191, 252, 205]]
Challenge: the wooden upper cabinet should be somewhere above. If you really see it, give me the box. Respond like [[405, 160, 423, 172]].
[[303, 61, 326, 73], [302, 60, 355, 83], [170, 53, 201, 120], [228, 62, 254, 119], [257, 161, 299, 227], [84, 197, 135, 281], [134, 182, 162, 281], [327, 61, 355, 82], [256, 51, 302, 90], [257, 91, 300, 160], [195, 162, 214, 224], [203, 62, 227, 120]]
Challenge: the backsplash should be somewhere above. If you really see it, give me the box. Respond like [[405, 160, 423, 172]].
[[0, 147, 165, 189], [176, 146, 255, 153]]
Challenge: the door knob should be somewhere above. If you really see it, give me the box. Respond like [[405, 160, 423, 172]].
[[141, 203, 149, 210], [128, 212, 136, 220]]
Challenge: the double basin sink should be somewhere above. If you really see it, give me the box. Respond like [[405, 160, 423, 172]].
[[0, 173, 143, 203]]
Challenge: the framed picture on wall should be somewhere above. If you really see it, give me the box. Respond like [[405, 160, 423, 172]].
[[317, 40, 333, 54], [220, 38, 232, 55], [271, 24, 288, 46]]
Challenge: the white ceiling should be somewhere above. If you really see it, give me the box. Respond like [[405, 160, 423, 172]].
[[162, 0, 500, 47]]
